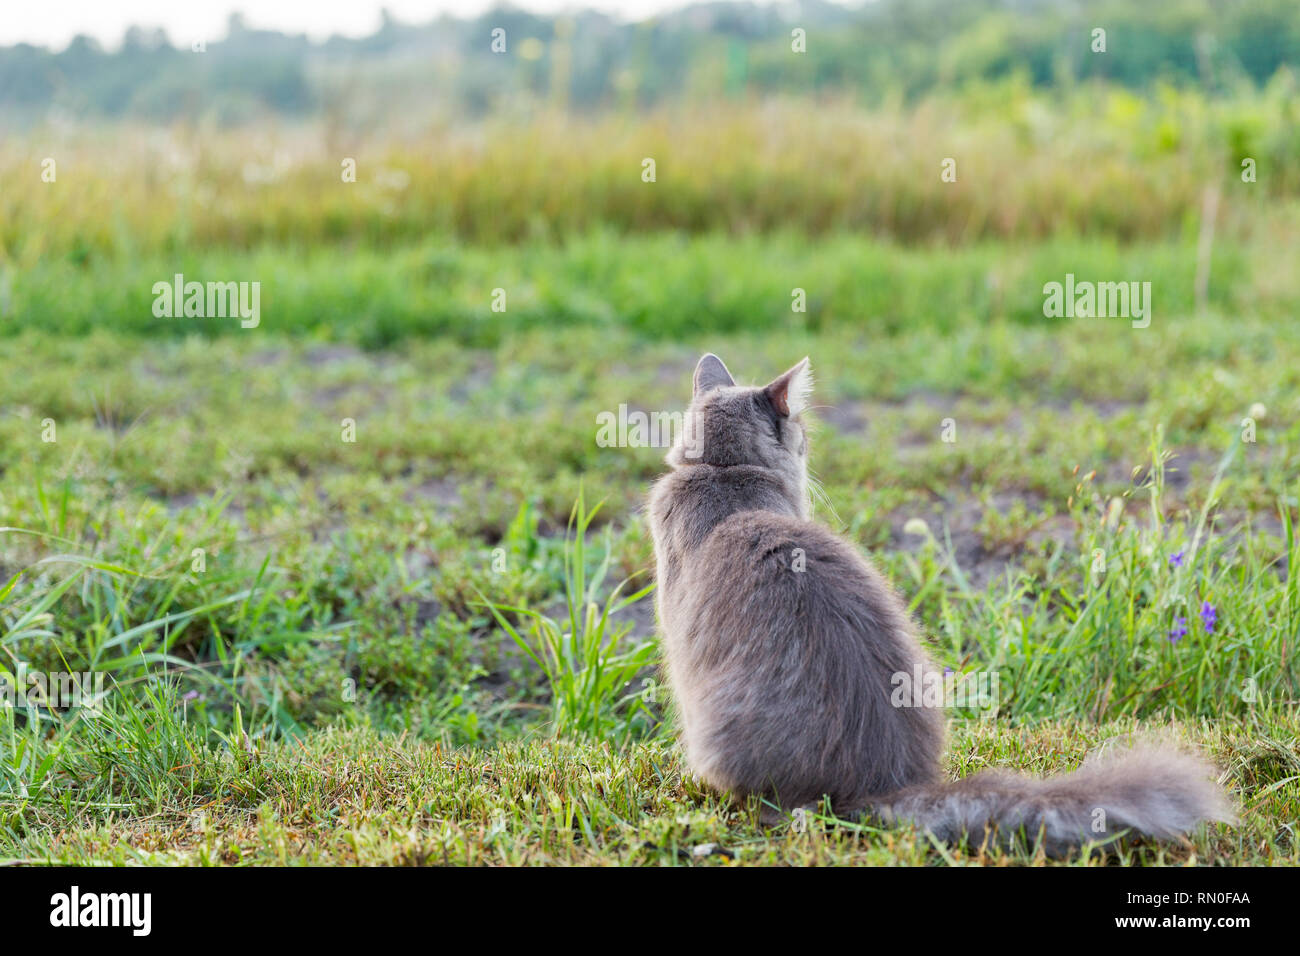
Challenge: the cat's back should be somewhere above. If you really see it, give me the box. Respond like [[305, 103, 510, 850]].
[[663, 504, 915, 671], [688, 507, 896, 615], [698, 508, 862, 578], [662, 505, 940, 805]]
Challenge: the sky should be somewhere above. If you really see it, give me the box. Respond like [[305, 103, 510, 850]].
[[0, 0, 753, 50]]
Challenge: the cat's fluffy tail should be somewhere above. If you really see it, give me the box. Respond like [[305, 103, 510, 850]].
[[875, 744, 1234, 855]]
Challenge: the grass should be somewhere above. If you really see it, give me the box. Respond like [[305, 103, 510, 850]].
[[2, 691, 1294, 865], [2, 296, 1296, 863], [4, 86, 1299, 263], [478, 488, 659, 744], [2, 86, 1298, 865], [3, 230, 1274, 348]]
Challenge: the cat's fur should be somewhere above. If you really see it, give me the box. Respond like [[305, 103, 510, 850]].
[[648, 353, 1233, 854]]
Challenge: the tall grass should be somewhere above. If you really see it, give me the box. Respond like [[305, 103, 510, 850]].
[[478, 488, 659, 743], [0, 493, 338, 740], [902, 431, 1300, 723], [3, 85, 1297, 266]]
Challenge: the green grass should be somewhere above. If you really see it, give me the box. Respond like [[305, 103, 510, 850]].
[[478, 488, 659, 744], [2, 688, 1294, 865], [0, 231, 1278, 347], [0, 287, 1294, 863], [3, 220, 1298, 865]]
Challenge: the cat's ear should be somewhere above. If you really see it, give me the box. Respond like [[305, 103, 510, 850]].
[[764, 357, 812, 417], [693, 353, 735, 396]]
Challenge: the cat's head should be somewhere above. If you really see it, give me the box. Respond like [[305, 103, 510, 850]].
[[669, 352, 813, 487]]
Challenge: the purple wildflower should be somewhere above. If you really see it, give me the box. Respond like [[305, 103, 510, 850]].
[[1200, 602, 1217, 634], [1169, 550, 1185, 568], [1169, 616, 1188, 643]]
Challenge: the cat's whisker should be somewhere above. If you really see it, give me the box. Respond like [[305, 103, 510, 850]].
[[807, 470, 842, 528]]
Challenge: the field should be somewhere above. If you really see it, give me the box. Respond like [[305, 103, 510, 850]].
[[2, 88, 1299, 865]]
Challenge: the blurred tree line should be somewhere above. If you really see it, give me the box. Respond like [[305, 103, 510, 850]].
[[0, 0, 1296, 124]]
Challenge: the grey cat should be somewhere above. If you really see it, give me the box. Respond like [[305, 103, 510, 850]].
[[648, 353, 1233, 854]]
